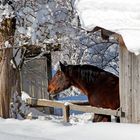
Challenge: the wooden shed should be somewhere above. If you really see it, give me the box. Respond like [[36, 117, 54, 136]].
[[99, 27, 140, 123], [119, 43, 140, 123], [76, 0, 140, 123], [87, 26, 140, 123]]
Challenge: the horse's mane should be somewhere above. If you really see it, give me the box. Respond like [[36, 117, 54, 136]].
[[65, 64, 115, 83]]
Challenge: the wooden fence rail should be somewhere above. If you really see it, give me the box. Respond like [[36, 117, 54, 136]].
[[26, 98, 125, 122]]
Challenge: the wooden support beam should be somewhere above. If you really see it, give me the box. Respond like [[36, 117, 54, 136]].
[[26, 98, 64, 108], [69, 103, 124, 117]]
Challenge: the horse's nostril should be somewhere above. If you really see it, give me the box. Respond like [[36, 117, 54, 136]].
[[48, 88, 50, 92]]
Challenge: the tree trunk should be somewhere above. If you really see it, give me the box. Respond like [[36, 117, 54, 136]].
[[0, 49, 13, 118], [0, 18, 16, 118]]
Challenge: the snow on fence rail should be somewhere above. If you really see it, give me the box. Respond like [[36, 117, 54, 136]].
[[26, 98, 125, 122]]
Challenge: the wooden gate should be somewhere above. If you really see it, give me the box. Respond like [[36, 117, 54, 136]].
[[21, 57, 49, 99]]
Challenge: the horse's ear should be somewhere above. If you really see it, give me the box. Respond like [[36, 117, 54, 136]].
[[63, 61, 67, 65], [60, 61, 66, 72]]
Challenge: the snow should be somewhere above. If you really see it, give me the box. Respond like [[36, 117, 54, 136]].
[[21, 91, 31, 102], [4, 92, 140, 140], [15, 0, 77, 47], [9, 91, 139, 140], [64, 102, 70, 106], [75, 0, 140, 55], [4, 41, 12, 48], [0, 4, 14, 22], [0, 117, 140, 140]]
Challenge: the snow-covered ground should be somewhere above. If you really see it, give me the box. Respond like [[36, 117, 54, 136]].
[[0, 116, 140, 140], [0, 91, 136, 140]]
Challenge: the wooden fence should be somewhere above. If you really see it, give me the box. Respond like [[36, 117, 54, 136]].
[[26, 98, 125, 122]]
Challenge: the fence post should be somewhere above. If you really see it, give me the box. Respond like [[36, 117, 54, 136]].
[[63, 104, 70, 122]]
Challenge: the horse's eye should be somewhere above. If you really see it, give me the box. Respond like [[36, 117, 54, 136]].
[[58, 73, 61, 76]]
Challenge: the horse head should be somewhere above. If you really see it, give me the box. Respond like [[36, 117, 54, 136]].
[[48, 62, 71, 95]]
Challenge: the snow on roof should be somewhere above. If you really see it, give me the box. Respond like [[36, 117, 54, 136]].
[[75, 0, 140, 55]]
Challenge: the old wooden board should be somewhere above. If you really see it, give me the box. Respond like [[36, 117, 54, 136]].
[[69, 103, 123, 117], [119, 46, 133, 123], [26, 98, 64, 108]]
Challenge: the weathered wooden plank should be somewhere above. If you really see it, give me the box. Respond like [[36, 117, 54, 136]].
[[21, 58, 49, 99], [131, 54, 140, 123], [119, 46, 133, 123], [137, 55, 140, 123], [69, 104, 122, 117], [26, 98, 65, 108], [131, 53, 137, 123]]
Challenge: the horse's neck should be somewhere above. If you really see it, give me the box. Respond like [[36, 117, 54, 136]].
[[70, 70, 108, 96], [71, 76, 90, 96]]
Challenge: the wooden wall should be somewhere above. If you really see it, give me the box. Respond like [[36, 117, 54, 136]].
[[21, 54, 52, 100], [119, 46, 140, 123]]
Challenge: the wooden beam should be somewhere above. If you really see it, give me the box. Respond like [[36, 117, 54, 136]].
[[26, 98, 64, 108], [69, 103, 124, 117]]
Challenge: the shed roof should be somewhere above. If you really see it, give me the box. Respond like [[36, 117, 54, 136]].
[[75, 0, 140, 55]]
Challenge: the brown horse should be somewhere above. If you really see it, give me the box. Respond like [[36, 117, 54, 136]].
[[48, 62, 120, 122]]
